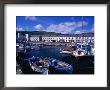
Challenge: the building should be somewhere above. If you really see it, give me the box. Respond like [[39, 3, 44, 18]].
[[17, 32, 30, 42], [16, 33, 27, 42], [29, 33, 94, 43], [16, 31, 94, 43], [30, 35, 39, 42]]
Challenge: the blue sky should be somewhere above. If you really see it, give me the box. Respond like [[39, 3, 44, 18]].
[[16, 16, 94, 34]]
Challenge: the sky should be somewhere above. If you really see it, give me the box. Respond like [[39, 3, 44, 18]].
[[16, 16, 94, 34]]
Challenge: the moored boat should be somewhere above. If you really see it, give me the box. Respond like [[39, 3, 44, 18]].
[[28, 56, 73, 74], [73, 49, 86, 57], [60, 50, 72, 54]]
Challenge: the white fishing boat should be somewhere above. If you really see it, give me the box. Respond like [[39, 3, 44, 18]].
[[60, 50, 72, 54], [73, 49, 86, 57], [60, 47, 73, 54]]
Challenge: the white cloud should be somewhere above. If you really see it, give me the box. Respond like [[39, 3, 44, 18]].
[[47, 23, 72, 34], [25, 16, 37, 21], [47, 21, 88, 34], [63, 22, 76, 26], [33, 21, 89, 34], [34, 24, 44, 31], [16, 27, 24, 31], [74, 30, 81, 34], [77, 21, 88, 27], [47, 22, 76, 34]]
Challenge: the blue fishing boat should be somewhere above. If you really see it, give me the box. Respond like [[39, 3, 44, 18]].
[[48, 58, 73, 74], [28, 57, 73, 74]]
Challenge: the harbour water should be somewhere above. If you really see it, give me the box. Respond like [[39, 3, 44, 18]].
[[27, 46, 64, 60]]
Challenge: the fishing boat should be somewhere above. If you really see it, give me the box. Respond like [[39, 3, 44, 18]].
[[60, 47, 73, 54], [60, 50, 72, 54], [28, 57, 73, 74], [28, 57, 49, 74], [73, 49, 86, 57], [48, 58, 73, 74]]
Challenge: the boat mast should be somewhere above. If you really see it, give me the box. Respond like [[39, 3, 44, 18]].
[[82, 16, 83, 33], [81, 16, 83, 43]]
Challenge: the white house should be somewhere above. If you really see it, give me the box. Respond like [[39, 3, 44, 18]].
[[29, 33, 94, 43]]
